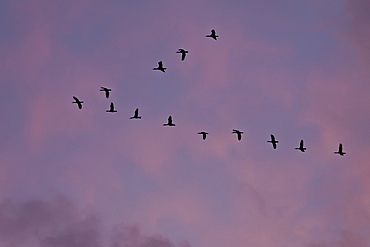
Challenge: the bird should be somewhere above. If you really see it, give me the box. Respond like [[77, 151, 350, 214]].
[[206, 29, 219, 40], [198, 131, 209, 140], [163, 116, 175, 126], [100, 87, 111, 98], [334, 143, 346, 156], [130, 108, 142, 119], [176, 49, 188, 61], [267, 134, 279, 149], [153, 61, 167, 73], [232, 129, 244, 141], [295, 140, 307, 152], [72, 96, 83, 109], [106, 102, 117, 113]]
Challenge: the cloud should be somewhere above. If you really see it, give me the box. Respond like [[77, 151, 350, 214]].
[[0, 196, 101, 247], [110, 225, 192, 247], [345, 0, 370, 62], [306, 230, 369, 247], [0, 196, 191, 247], [111, 225, 174, 247]]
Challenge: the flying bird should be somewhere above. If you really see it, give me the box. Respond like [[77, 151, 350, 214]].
[[163, 116, 175, 126], [206, 29, 219, 40], [130, 108, 142, 119], [232, 129, 244, 141], [295, 140, 307, 152], [176, 49, 188, 61], [100, 87, 111, 98], [72, 96, 83, 109], [334, 143, 346, 156], [198, 131, 209, 140], [267, 134, 279, 149], [106, 102, 117, 113], [153, 61, 167, 73]]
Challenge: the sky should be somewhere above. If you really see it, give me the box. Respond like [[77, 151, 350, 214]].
[[0, 0, 369, 246]]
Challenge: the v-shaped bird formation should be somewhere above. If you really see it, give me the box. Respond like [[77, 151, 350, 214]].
[[72, 29, 347, 156]]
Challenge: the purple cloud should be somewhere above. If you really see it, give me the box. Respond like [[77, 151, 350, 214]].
[[0, 196, 192, 247]]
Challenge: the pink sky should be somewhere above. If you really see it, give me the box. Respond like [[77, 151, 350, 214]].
[[0, 0, 369, 246]]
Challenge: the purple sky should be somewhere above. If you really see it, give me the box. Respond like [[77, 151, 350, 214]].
[[0, 0, 369, 246]]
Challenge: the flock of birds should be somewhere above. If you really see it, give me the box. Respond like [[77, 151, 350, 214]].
[[72, 29, 347, 156]]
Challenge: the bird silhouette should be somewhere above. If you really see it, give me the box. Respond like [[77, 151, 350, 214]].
[[267, 134, 279, 149], [100, 87, 111, 98], [163, 116, 175, 126], [106, 102, 117, 113], [72, 96, 83, 109], [334, 143, 346, 156], [130, 108, 142, 119], [153, 61, 167, 73], [176, 49, 188, 61], [295, 140, 307, 152], [206, 29, 219, 40], [198, 131, 209, 140], [232, 129, 244, 141]]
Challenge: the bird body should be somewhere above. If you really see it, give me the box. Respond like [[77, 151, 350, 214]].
[[267, 134, 279, 149], [206, 29, 219, 40], [153, 61, 167, 73], [106, 102, 117, 113], [130, 108, 142, 119], [72, 96, 83, 109], [163, 116, 175, 126], [334, 143, 346, 156], [176, 49, 188, 61], [198, 131, 209, 140], [100, 87, 112, 98], [232, 129, 244, 141], [295, 140, 307, 152]]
